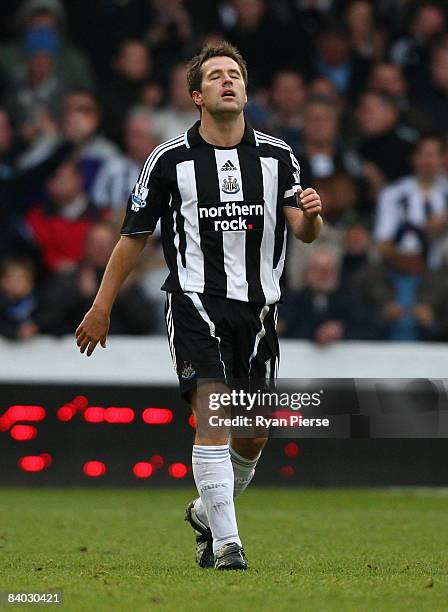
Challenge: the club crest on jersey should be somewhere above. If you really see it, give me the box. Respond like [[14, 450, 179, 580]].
[[221, 175, 240, 194], [131, 182, 148, 211], [180, 361, 196, 380]]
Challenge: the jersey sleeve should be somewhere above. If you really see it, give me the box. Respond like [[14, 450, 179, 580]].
[[120, 155, 169, 236], [282, 148, 302, 209]]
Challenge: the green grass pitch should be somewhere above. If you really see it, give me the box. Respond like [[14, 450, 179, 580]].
[[1, 487, 447, 611]]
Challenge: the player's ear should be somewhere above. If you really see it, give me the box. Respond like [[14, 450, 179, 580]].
[[192, 90, 203, 109]]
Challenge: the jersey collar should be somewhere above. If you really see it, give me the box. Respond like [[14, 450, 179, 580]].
[[185, 119, 257, 148]]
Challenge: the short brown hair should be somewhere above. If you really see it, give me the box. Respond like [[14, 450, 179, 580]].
[[186, 41, 248, 96]]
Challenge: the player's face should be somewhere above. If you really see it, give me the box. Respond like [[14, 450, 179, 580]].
[[193, 56, 247, 117]]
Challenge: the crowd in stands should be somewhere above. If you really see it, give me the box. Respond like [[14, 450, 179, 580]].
[[1, 0, 448, 343]]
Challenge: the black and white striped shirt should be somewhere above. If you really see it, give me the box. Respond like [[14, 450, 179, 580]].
[[374, 175, 448, 268], [121, 120, 301, 304]]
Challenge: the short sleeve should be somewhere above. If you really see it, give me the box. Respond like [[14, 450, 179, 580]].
[[282, 147, 302, 209], [120, 155, 169, 236]]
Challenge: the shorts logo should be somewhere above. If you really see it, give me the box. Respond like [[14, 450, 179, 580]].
[[180, 361, 196, 380], [131, 182, 149, 211], [221, 176, 240, 194]]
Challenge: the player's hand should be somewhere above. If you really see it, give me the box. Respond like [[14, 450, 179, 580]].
[[298, 188, 322, 219], [75, 307, 110, 356]]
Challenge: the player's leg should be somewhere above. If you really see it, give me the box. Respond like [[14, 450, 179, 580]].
[[229, 302, 280, 498], [190, 383, 246, 569], [194, 435, 267, 504], [165, 291, 245, 569], [229, 436, 268, 498]]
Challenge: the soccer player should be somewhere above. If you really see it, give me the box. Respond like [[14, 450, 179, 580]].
[[75, 42, 322, 570]]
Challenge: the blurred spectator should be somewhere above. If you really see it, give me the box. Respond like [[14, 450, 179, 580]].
[[267, 70, 307, 152], [0, 0, 447, 344], [0, 106, 76, 258], [280, 247, 380, 342], [369, 62, 431, 132], [291, 0, 336, 36], [313, 22, 370, 97], [285, 146, 355, 291], [25, 159, 99, 274], [223, 0, 308, 88], [38, 222, 156, 335], [313, 173, 360, 226], [297, 96, 362, 187], [374, 134, 448, 269], [390, 1, 446, 89], [92, 107, 159, 221], [308, 75, 343, 108], [350, 226, 443, 341], [0, 256, 39, 340], [355, 90, 418, 194], [4, 23, 66, 129], [308, 75, 351, 135], [101, 40, 155, 144], [152, 63, 197, 141], [59, 0, 151, 80], [144, 0, 194, 74], [61, 90, 119, 193], [0, 107, 14, 167], [0, 0, 94, 91], [417, 267, 448, 341], [344, 0, 387, 62], [414, 41, 448, 133], [340, 223, 376, 289]]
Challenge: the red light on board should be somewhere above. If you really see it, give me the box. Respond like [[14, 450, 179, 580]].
[[73, 395, 88, 410], [284, 442, 300, 458], [271, 411, 302, 427], [1, 406, 46, 431], [104, 407, 135, 424], [7, 405, 45, 423], [18, 455, 45, 472], [10, 425, 37, 441], [133, 462, 154, 478], [150, 455, 164, 469], [57, 404, 76, 421], [168, 463, 188, 479], [83, 461, 106, 477], [40, 453, 52, 467], [188, 414, 196, 428], [280, 465, 295, 477], [142, 408, 173, 425], [0, 415, 12, 431], [83, 407, 105, 423]]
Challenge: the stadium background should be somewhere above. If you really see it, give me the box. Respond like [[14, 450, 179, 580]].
[[1, 0, 448, 487]]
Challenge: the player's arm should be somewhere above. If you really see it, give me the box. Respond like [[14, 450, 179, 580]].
[[75, 234, 148, 356], [284, 188, 323, 243]]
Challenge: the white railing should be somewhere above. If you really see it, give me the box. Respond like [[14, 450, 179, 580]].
[[1, 337, 447, 383]]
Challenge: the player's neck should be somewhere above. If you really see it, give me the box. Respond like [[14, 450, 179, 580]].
[[199, 112, 245, 148]]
